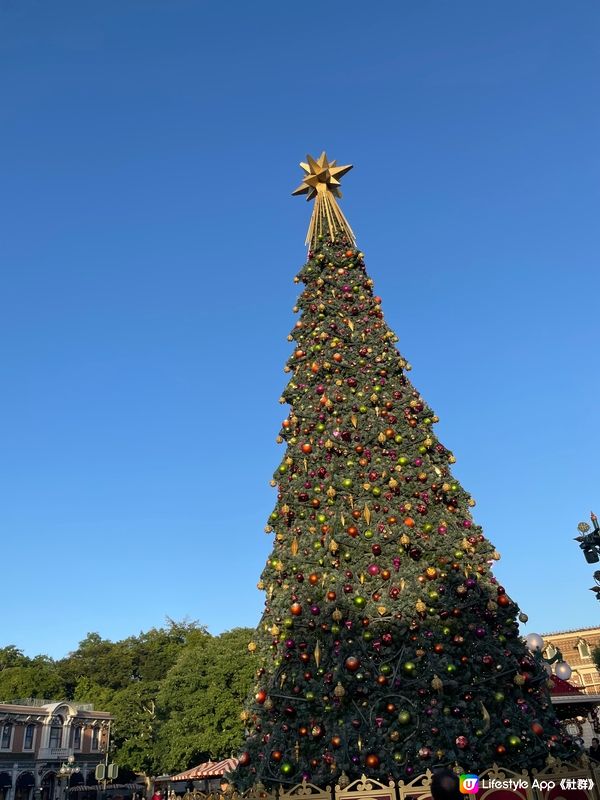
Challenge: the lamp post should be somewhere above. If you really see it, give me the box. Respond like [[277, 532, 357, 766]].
[[575, 513, 600, 561], [525, 633, 573, 680], [57, 757, 79, 800], [573, 512, 600, 601]]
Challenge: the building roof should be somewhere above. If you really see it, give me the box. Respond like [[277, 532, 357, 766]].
[[170, 759, 239, 781], [0, 701, 111, 720], [541, 626, 600, 637], [550, 676, 586, 696]]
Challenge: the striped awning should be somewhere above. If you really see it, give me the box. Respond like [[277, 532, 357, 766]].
[[170, 759, 238, 781]]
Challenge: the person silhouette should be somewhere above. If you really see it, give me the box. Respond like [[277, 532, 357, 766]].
[[430, 769, 462, 800]]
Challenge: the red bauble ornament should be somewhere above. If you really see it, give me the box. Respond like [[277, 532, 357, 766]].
[[455, 736, 469, 749], [345, 656, 361, 672], [238, 751, 251, 766], [531, 722, 544, 736], [496, 744, 506, 755], [331, 735, 342, 748], [255, 690, 267, 704], [497, 594, 510, 607], [271, 751, 283, 762]]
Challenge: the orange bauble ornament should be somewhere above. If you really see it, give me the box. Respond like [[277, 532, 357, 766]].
[[290, 602, 302, 616], [365, 754, 380, 768], [301, 443, 313, 454]]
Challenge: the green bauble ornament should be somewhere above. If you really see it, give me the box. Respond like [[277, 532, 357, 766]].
[[280, 762, 293, 775], [402, 661, 416, 675]]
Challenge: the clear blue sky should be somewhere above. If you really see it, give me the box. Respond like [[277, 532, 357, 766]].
[[1, 1, 598, 659]]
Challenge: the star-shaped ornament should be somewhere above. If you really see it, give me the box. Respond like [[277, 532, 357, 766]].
[[292, 152, 353, 201]]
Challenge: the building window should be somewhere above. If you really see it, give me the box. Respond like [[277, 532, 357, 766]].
[[49, 726, 62, 749], [1, 724, 12, 750], [577, 640, 591, 659], [72, 727, 81, 751], [23, 724, 35, 750], [91, 728, 100, 751]]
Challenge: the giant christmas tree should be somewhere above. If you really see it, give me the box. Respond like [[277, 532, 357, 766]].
[[232, 154, 577, 789]]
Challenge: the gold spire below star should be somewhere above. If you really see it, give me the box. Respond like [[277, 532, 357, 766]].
[[292, 152, 356, 248]]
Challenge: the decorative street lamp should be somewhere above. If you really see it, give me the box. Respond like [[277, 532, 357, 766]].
[[590, 570, 600, 601], [525, 633, 573, 681], [575, 512, 600, 563], [574, 512, 600, 601], [58, 756, 79, 800]]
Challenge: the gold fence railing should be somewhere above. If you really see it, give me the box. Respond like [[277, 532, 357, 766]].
[[181, 760, 600, 800]]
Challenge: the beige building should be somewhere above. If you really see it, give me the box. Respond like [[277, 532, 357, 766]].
[[0, 701, 111, 800], [542, 625, 600, 695]]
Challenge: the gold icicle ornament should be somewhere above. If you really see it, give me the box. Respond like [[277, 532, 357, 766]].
[[480, 702, 491, 731], [314, 640, 321, 667], [292, 152, 355, 248]]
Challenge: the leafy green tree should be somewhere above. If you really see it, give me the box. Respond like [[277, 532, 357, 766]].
[[0, 646, 29, 671], [59, 633, 135, 695], [58, 621, 206, 775], [0, 654, 65, 701], [109, 682, 164, 775], [231, 160, 578, 789], [156, 629, 256, 772]]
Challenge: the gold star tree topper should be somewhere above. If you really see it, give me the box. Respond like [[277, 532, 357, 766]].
[[292, 152, 356, 247]]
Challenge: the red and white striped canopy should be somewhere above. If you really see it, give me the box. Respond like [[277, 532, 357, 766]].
[[170, 759, 238, 781]]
